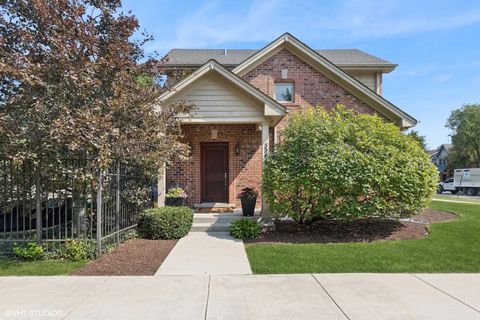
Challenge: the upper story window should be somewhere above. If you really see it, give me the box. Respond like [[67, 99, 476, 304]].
[[275, 83, 293, 102]]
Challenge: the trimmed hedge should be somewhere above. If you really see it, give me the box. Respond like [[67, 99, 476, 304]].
[[138, 206, 193, 239]]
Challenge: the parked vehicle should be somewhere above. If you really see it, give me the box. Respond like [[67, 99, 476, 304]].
[[454, 168, 480, 196], [438, 178, 458, 194]]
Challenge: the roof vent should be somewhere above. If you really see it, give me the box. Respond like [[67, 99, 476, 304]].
[[224, 49, 228, 56]]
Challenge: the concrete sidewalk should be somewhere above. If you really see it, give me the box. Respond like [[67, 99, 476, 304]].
[[155, 232, 252, 275], [1, 274, 479, 320]]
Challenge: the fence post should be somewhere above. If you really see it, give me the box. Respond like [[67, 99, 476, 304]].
[[35, 165, 42, 245], [116, 163, 120, 244], [96, 171, 103, 256]]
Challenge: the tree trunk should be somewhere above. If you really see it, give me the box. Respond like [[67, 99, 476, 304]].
[[72, 179, 87, 238]]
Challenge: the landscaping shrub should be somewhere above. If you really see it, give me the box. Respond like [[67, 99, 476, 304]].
[[63, 240, 95, 261], [13, 242, 44, 260], [138, 206, 193, 239], [229, 219, 261, 239], [263, 106, 438, 223]]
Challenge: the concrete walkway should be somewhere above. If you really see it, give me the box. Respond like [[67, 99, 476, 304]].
[[155, 232, 252, 275], [1, 274, 480, 319]]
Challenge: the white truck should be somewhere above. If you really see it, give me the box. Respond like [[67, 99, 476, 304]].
[[438, 177, 457, 194], [453, 168, 480, 196]]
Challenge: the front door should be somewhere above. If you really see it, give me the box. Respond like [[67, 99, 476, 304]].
[[201, 143, 229, 202]]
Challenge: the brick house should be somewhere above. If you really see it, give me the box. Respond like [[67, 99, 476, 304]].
[[157, 33, 416, 219]]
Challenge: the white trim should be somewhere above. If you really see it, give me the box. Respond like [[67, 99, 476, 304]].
[[260, 120, 273, 221], [157, 164, 166, 207], [376, 72, 382, 95], [232, 33, 416, 128], [178, 116, 265, 123]]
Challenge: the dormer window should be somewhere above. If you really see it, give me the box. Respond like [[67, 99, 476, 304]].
[[275, 83, 294, 102]]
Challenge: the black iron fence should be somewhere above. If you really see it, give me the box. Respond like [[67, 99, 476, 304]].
[[0, 158, 151, 256]]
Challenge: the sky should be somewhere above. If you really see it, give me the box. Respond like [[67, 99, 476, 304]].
[[122, 0, 480, 150]]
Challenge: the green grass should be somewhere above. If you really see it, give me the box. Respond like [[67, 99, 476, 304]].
[[433, 195, 480, 203], [246, 202, 480, 273], [0, 259, 86, 276]]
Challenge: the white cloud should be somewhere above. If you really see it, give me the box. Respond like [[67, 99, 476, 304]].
[[391, 61, 480, 81], [433, 73, 453, 82], [144, 0, 480, 53]]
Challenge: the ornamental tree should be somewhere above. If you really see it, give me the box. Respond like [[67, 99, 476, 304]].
[[263, 106, 438, 224], [0, 0, 191, 176], [446, 104, 480, 168]]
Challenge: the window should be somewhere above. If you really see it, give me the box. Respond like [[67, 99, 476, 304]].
[[275, 83, 293, 102]]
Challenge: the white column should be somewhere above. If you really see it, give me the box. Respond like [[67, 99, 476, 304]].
[[260, 120, 273, 224], [157, 163, 166, 207], [262, 120, 269, 160]]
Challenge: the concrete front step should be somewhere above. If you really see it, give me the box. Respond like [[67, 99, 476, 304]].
[[191, 212, 260, 232], [193, 202, 236, 213], [191, 223, 231, 232]]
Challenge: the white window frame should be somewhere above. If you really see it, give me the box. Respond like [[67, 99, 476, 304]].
[[274, 82, 294, 102]]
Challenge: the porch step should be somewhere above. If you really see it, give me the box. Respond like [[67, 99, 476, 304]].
[[193, 202, 235, 213], [191, 223, 231, 232], [191, 210, 260, 232]]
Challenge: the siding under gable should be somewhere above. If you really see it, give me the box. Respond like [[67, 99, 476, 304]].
[[345, 71, 377, 92], [175, 73, 264, 118]]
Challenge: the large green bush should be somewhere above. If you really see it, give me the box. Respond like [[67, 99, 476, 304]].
[[138, 206, 193, 239], [263, 106, 438, 223]]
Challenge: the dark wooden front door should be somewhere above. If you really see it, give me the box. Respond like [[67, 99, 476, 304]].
[[201, 143, 228, 202]]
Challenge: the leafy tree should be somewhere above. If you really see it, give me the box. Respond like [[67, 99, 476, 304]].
[[263, 106, 438, 224], [407, 130, 427, 150], [446, 104, 480, 168], [0, 0, 191, 175]]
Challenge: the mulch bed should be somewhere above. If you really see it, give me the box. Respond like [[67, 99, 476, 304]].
[[245, 209, 458, 245], [70, 239, 177, 276]]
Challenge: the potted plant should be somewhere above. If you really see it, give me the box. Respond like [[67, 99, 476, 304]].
[[238, 187, 258, 216], [165, 187, 187, 206]]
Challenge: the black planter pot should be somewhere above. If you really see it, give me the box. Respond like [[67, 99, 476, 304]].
[[240, 196, 257, 216], [165, 197, 186, 207]]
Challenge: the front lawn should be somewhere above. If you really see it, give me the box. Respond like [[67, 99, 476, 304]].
[[246, 202, 480, 273], [433, 195, 480, 203], [0, 259, 86, 276]]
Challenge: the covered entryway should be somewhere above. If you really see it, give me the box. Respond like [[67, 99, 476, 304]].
[[157, 60, 287, 222], [201, 143, 229, 203]]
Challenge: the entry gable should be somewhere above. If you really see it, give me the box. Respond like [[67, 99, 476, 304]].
[[159, 60, 287, 125]]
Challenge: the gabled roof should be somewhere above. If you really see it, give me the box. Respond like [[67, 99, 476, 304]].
[[437, 144, 452, 154], [165, 49, 397, 72], [159, 59, 287, 120], [428, 149, 439, 158], [232, 33, 416, 128]]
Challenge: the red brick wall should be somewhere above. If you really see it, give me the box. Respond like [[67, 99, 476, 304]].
[[243, 48, 380, 134], [167, 49, 386, 208], [166, 124, 263, 208]]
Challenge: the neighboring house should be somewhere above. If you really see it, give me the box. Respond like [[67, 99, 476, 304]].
[[429, 144, 452, 180], [157, 33, 416, 217]]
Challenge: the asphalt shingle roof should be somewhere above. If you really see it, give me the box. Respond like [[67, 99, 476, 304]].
[[164, 48, 395, 67]]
